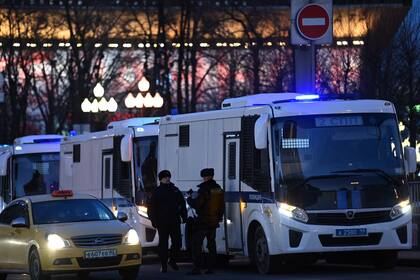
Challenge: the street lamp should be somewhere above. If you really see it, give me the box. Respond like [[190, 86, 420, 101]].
[[143, 92, 154, 108], [108, 97, 118, 112], [91, 99, 99, 113], [81, 82, 117, 113], [124, 76, 164, 110], [93, 83, 104, 98], [125, 92, 136, 109], [138, 76, 150, 92], [81, 98, 92, 113]]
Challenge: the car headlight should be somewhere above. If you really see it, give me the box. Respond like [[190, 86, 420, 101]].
[[390, 199, 411, 220], [278, 202, 309, 223], [137, 205, 148, 218], [47, 234, 70, 249], [123, 229, 140, 245]]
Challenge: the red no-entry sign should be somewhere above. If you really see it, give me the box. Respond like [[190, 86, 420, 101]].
[[296, 4, 330, 41]]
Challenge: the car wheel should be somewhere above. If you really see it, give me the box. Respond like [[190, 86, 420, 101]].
[[373, 251, 398, 270], [119, 265, 140, 280], [29, 249, 50, 280], [253, 226, 280, 274]]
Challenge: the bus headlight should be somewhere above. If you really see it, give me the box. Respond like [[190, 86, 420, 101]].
[[137, 205, 148, 218], [47, 234, 70, 250], [390, 199, 411, 220], [124, 229, 140, 245], [278, 203, 309, 223]]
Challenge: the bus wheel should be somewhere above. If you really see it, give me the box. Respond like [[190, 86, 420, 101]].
[[253, 226, 279, 274], [373, 251, 398, 270]]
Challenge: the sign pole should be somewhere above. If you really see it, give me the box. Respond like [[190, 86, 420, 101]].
[[294, 44, 316, 93], [291, 0, 332, 94]]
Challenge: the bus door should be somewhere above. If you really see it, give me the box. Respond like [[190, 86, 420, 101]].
[[102, 153, 113, 199], [224, 134, 244, 253]]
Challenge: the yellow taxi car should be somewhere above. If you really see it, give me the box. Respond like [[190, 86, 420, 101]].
[[0, 190, 141, 280]]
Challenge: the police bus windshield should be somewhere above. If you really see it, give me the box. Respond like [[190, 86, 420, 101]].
[[272, 113, 406, 210], [13, 153, 60, 198], [133, 136, 158, 205]]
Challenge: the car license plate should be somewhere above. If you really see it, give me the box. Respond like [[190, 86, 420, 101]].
[[84, 249, 117, 259], [335, 228, 367, 237]]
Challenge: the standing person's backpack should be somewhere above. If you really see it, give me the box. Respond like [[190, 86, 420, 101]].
[[205, 186, 225, 228]]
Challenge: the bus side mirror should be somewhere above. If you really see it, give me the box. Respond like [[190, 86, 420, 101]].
[[404, 146, 417, 174], [117, 211, 128, 222], [254, 114, 269, 150], [121, 135, 133, 162]]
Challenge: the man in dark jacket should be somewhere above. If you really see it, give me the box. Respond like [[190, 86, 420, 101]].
[[148, 170, 187, 273], [187, 168, 224, 275]]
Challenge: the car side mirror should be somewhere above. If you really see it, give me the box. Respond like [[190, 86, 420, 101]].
[[121, 135, 133, 162], [117, 212, 128, 222], [404, 146, 417, 174], [11, 217, 28, 228], [254, 114, 269, 150]]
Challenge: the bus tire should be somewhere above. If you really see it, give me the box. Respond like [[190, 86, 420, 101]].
[[253, 226, 280, 274], [373, 251, 398, 270]]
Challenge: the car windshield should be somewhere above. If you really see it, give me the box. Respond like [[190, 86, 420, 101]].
[[13, 153, 60, 198], [272, 113, 406, 209], [32, 199, 115, 224]]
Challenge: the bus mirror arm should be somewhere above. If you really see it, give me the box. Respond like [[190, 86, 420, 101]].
[[255, 114, 269, 150], [404, 146, 417, 174]]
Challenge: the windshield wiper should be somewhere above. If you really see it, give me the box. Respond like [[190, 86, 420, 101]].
[[331, 168, 401, 186]]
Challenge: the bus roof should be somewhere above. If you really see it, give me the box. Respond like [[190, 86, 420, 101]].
[[160, 93, 396, 124], [13, 134, 63, 155]]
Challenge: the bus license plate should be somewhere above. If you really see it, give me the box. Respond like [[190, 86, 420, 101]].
[[335, 228, 367, 237], [84, 249, 117, 259]]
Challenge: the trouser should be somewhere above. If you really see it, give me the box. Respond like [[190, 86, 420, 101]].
[[157, 223, 182, 267], [191, 227, 217, 270]]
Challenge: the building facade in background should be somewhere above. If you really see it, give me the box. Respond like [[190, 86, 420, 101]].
[[0, 0, 413, 141]]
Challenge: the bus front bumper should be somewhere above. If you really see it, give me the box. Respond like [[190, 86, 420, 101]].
[[270, 211, 412, 255]]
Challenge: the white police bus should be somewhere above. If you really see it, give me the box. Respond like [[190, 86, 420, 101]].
[[0, 135, 62, 211], [59, 118, 160, 251], [158, 93, 416, 273]]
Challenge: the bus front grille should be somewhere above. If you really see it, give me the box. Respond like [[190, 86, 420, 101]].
[[307, 210, 391, 226]]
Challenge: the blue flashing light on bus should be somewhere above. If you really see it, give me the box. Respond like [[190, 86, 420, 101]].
[[295, 94, 320, 101]]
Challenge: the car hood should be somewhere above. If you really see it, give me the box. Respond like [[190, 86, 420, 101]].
[[35, 220, 131, 239]]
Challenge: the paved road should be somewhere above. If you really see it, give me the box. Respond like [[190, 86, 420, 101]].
[[7, 257, 420, 280]]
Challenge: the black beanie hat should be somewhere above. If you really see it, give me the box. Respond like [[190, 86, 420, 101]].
[[158, 170, 171, 180], [200, 168, 214, 177]]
